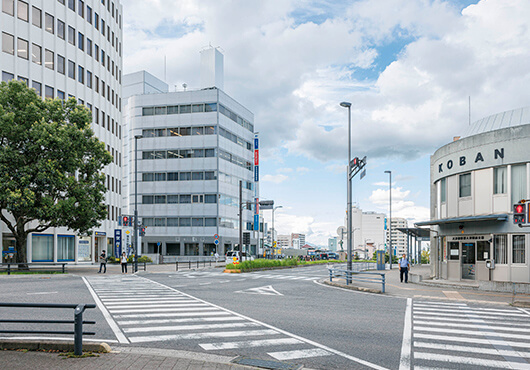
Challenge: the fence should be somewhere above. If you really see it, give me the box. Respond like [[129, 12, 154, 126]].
[[328, 267, 386, 293], [0, 263, 67, 275], [0, 302, 96, 355]]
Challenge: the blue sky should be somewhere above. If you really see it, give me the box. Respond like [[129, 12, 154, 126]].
[[122, 0, 530, 246]]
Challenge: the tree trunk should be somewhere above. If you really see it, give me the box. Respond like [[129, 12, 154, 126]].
[[15, 230, 28, 269]]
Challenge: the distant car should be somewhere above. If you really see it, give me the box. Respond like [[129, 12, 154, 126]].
[[225, 251, 254, 262], [327, 252, 339, 260]]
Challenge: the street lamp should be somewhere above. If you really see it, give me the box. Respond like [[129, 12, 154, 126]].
[[384, 170, 392, 269], [134, 134, 142, 273], [340, 101, 352, 281], [272, 205, 283, 257]]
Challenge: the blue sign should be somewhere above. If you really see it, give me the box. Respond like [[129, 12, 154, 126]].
[[114, 229, 122, 257], [254, 138, 259, 150], [254, 214, 259, 231], [214, 240, 219, 245], [254, 166, 259, 181]]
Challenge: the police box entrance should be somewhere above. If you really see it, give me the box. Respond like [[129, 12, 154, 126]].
[[446, 235, 491, 281]]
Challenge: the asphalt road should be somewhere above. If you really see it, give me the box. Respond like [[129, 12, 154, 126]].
[[2, 266, 530, 370]]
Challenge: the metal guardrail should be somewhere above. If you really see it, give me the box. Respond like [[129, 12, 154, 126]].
[[0, 302, 96, 355], [329, 268, 386, 293], [175, 258, 225, 271], [0, 263, 67, 275]]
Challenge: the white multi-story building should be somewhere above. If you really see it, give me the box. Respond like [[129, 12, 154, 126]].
[[388, 218, 408, 256], [276, 234, 291, 249], [1, 0, 123, 263], [122, 48, 259, 257], [328, 237, 338, 251], [291, 233, 305, 248], [344, 206, 386, 253]]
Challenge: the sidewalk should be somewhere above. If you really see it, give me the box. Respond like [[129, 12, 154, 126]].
[[325, 264, 530, 306], [64, 261, 227, 276], [1, 345, 262, 370]]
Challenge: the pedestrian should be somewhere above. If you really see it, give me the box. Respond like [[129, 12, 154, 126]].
[[98, 250, 107, 273], [214, 252, 219, 263], [399, 253, 411, 283], [121, 252, 128, 274]]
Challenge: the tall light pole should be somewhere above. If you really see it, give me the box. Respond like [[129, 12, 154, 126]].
[[272, 205, 282, 257], [340, 101, 352, 280], [384, 170, 392, 269], [134, 135, 142, 273]]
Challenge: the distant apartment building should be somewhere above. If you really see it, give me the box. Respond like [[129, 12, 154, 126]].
[[328, 237, 338, 251], [276, 234, 291, 249], [291, 233, 305, 249], [388, 218, 408, 256], [344, 206, 386, 253], [122, 47, 259, 257]]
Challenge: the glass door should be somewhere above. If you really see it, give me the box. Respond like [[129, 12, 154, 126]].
[[461, 242, 476, 279]]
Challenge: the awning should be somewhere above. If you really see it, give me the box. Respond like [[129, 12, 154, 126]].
[[415, 214, 509, 227], [395, 227, 431, 238]]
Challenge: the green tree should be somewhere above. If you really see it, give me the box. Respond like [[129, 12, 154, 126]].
[[0, 80, 112, 264], [421, 249, 430, 264]]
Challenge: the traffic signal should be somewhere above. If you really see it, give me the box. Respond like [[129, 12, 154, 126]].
[[514, 203, 526, 224], [139, 226, 146, 236], [122, 216, 129, 226]]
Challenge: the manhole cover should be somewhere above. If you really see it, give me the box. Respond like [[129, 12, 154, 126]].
[[231, 356, 302, 370]]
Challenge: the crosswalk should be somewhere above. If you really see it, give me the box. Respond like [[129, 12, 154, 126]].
[[172, 270, 325, 281], [411, 300, 530, 369], [86, 275, 333, 362]]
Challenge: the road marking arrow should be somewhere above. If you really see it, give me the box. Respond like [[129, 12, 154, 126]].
[[235, 285, 283, 296]]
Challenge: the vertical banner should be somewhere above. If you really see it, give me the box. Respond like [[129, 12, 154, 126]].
[[114, 229, 122, 257], [254, 133, 259, 231]]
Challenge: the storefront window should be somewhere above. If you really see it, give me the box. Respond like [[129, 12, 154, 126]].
[[32, 234, 53, 261], [477, 240, 490, 261], [449, 241, 459, 260], [513, 235, 526, 264], [493, 167, 506, 194], [494, 234, 507, 264], [57, 235, 74, 261]]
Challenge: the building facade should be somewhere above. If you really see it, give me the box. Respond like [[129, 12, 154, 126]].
[[345, 206, 386, 253], [122, 50, 258, 258], [388, 218, 408, 256], [1, 0, 123, 263], [418, 107, 530, 283], [290, 233, 305, 249]]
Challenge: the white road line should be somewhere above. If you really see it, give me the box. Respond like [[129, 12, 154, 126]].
[[123, 322, 260, 333], [517, 307, 530, 318], [414, 301, 467, 306], [414, 333, 530, 349], [105, 302, 199, 309], [200, 338, 302, 350], [136, 275, 389, 370], [114, 311, 230, 319], [399, 298, 412, 370], [413, 315, 530, 327], [26, 291, 58, 295], [414, 352, 530, 369], [108, 305, 209, 314], [0, 335, 118, 343], [414, 325, 530, 341], [410, 310, 529, 321], [413, 320, 530, 333], [117, 316, 244, 326], [414, 307, 526, 317], [103, 299, 192, 305], [414, 341, 530, 359], [101, 296, 185, 301], [268, 348, 331, 361], [128, 329, 280, 343], [82, 277, 129, 344]]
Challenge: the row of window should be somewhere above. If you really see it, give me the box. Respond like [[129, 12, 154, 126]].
[[142, 194, 217, 205], [142, 125, 216, 138], [31, 234, 75, 262], [445, 235, 526, 264], [142, 102, 254, 133], [219, 149, 253, 171], [107, 204, 121, 222], [219, 127, 252, 151], [60, 0, 121, 30], [142, 148, 216, 160], [106, 175, 120, 194], [142, 171, 217, 182], [142, 217, 218, 228], [140, 170, 254, 190], [1, 71, 121, 142], [439, 164, 527, 204]]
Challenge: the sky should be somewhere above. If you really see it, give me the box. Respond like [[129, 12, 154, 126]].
[[121, 0, 530, 247]]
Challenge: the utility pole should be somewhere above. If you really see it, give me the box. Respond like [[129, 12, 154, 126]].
[[239, 181, 243, 262]]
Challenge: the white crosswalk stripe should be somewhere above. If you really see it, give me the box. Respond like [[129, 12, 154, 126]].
[[86, 275, 332, 362], [411, 300, 530, 369], [171, 270, 324, 281]]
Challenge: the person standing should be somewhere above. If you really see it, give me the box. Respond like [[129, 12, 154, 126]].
[[98, 250, 107, 273], [399, 253, 410, 283], [214, 252, 219, 263], [121, 252, 128, 274]]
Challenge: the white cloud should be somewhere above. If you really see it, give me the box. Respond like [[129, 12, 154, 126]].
[[261, 174, 289, 184], [369, 187, 429, 224], [277, 168, 294, 173], [296, 167, 310, 173]]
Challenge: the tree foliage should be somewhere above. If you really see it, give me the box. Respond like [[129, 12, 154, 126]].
[[0, 80, 112, 263]]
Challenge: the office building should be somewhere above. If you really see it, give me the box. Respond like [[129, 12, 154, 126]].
[[388, 218, 408, 256]]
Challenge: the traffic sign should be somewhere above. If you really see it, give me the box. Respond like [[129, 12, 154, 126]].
[[337, 226, 346, 237], [214, 234, 219, 239], [214, 240, 219, 245]]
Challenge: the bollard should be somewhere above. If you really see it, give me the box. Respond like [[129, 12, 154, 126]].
[[197, 261, 199, 269], [176, 261, 178, 271], [189, 261, 191, 270], [74, 305, 85, 356]]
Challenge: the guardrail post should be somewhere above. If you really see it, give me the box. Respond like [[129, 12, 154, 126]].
[[329, 269, 332, 282], [176, 261, 178, 271], [382, 274, 385, 293], [7, 263, 11, 275], [189, 261, 191, 270], [74, 304, 86, 356], [143, 262, 146, 271]]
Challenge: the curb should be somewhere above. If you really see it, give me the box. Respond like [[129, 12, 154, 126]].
[[0, 340, 111, 353], [513, 301, 530, 308], [223, 269, 241, 273], [321, 279, 382, 294]]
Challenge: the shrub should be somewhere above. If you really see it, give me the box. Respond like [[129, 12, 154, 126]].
[[138, 256, 153, 263]]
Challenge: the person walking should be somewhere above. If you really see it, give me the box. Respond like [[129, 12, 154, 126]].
[[121, 252, 128, 274], [98, 250, 107, 273], [399, 253, 411, 283]]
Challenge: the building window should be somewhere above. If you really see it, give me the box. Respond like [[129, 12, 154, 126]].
[[44, 49, 54, 70], [493, 166, 507, 194], [459, 173, 471, 198], [31, 43, 41, 65], [68, 26, 75, 45], [17, 76, 27, 86], [448, 241, 459, 260], [86, 6, 92, 23], [94, 12, 99, 30], [494, 234, 508, 265], [17, 38, 28, 59], [87, 38, 92, 56], [94, 44, 99, 61], [2, 71, 14, 82], [2, 0, 14, 15], [68, 0, 74, 11], [78, 65, 84, 84], [31, 80, 41, 96], [57, 19, 65, 39], [68, 60, 75, 79], [511, 164, 527, 204], [32, 234, 53, 262], [17, 0, 28, 22], [513, 235, 525, 264], [31, 6, 41, 27], [2, 32, 14, 54], [57, 55, 65, 74], [476, 240, 489, 261], [44, 13, 54, 33], [87, 71, 92, 88], [77, 0, 83, 17], [440, 178, 446, 203], [57, 90, 65, 100], [44, 85, 54, 99], [78, 32, 84, 50]]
